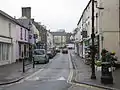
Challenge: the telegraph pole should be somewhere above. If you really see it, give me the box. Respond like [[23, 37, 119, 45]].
[[91, 0, 96, 79]]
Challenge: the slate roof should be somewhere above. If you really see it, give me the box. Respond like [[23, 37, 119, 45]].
[[0, 10, 29, 30], [17, 19, 30, 29]]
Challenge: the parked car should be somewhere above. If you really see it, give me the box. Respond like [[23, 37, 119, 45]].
[[55, 47, 60, 53], [50, 47, 56, 56], [47, 50, 54, 59], [33, 49, 49, 64], [66, 44, 74, 49], [62, 48, 68, 54]]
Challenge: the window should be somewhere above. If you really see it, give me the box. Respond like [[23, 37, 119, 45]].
[[0, 43, 10, 61], [2, 44, 5, 60], [24, 45, 26, 57], [25, 29, 26, 40], [19, 44, 21, 57], [34, 50, 45, 55], [9, 23, 11, 37], [6, 45, 9, 60], [20, 28, 23, 40], [0, 44, 1, 61]]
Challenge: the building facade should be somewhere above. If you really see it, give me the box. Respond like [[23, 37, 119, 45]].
[[0, 10, 30, 65], [16, 23, 29, 61], [52, 31, 66, 47], [75, 0, 120, 60], [47, 31, 54, 49]]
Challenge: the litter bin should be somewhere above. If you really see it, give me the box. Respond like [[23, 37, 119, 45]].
[[101, 62, 113, 84]]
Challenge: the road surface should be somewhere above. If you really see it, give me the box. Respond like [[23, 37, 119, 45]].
[[0, 51, 105, 90]]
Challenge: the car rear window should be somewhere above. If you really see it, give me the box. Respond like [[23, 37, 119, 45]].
[[34, 50, 45, 55]]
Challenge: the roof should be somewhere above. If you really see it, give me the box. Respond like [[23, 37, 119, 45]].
[[17, 19, 30, 29], [51, 32, 66, 36], [0, 10, 29, 30], [77, 0, 92, 25], [77, 0, 97, 25]]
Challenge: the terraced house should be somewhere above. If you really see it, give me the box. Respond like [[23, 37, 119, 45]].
[[0, 10, 30, 65], [75, 0, 120, 60]]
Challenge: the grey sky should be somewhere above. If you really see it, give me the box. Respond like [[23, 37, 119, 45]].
[[0, 0, 89, 32]]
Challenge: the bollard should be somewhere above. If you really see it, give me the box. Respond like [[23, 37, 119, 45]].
[[33, 57, 35, 68], [23, 58, 25, 73]]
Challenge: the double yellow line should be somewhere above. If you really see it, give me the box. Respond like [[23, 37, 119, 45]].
[[67, 52, 104, 90]]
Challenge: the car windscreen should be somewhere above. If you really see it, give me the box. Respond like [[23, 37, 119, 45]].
[[34, 50, 45, 55]]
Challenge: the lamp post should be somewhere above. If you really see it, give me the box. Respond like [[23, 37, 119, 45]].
[[28, 21, 35, 68], [91, 0, 96, 79]]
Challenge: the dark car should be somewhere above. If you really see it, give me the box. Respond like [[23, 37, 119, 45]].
[[62, 48, 68, 54], [47, 50, 54, 59], [47, 47, 56, 59]]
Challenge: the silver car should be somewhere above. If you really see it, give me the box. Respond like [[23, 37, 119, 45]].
[[33, 49, 49, 64]]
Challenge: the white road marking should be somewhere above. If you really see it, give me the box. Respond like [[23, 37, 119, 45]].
[[27, 77, 40, 81], [24, 69, 44, 80], [57, 77, 66, 80], [67, 52, 73, 83]]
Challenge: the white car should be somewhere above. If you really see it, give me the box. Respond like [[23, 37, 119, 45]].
[[33, 49, 49, 64]]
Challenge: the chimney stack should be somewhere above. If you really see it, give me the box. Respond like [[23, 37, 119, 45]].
[[22, 7, 31, 19]]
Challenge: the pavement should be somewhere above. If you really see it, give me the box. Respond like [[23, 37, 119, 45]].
[[0, 61, 24, 85], [0, 58, 47, 85], [70, 50, 120, 90]]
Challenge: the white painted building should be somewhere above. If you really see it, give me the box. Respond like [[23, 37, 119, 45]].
[[74, 28, 81, 54], [76, 0, 120, 60], [0, 10, 29, 65], [47, 31, 54, 49], [52, 31, 66, 47], [97, 0, 120, 60]]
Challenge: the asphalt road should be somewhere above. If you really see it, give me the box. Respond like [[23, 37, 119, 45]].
[[0, 51, 105, 90]]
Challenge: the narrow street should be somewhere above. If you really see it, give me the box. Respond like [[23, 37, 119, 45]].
[[0, 50, 105, 90]]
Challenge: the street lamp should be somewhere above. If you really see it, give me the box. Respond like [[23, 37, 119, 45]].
[[91, 0, 96, 79], [28, 21, 35, 68]]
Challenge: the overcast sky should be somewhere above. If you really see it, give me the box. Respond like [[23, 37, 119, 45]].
[[0, 0, 89, 32]]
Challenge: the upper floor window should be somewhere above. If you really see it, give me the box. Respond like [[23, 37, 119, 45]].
[[20, 28, 23, 40], [25, 29, 26, 40], [8, 23, 11, 37]]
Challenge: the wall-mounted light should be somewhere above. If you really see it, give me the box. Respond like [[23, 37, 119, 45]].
[[101, 36, 104, 41], [96, 7, 104, 10]]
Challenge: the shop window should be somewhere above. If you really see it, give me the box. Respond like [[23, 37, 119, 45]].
[[19, 44, 21, 57], [0, 44, 1, 61], [24, 45, 26, 57], [0, 43, 10, 61], [6, 45, 9, 60], [2, 44, 5, 60]]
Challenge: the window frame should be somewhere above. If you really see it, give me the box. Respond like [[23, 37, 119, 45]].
[[25, 29, 27, 40], [20, 27, 23, 40]]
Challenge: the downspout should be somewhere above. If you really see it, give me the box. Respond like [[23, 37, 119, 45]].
[[118, 1, 120, 57]]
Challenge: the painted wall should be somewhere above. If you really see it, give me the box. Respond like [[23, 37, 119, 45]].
[[98, 0, 120, 60], [16, 25, 29, 60], [47, 31, 53, 49], [0, 14, 16, 65]]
